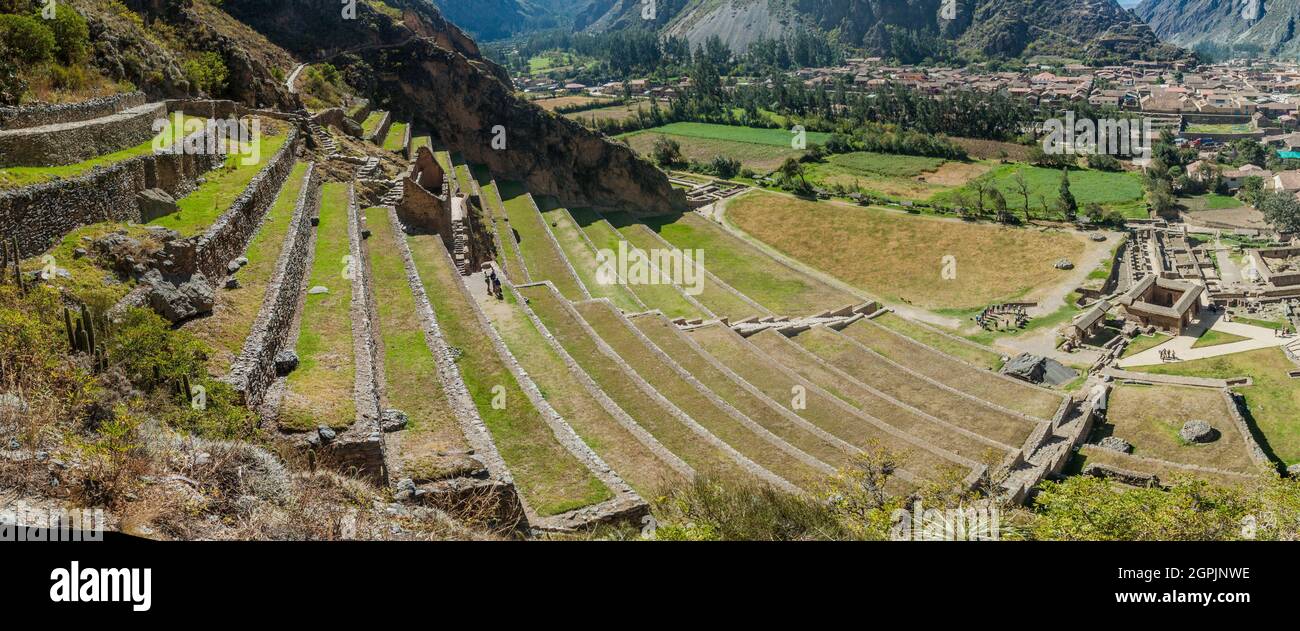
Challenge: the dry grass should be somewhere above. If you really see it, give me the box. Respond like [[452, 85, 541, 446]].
[[492, 285, 684, 497], [182, 162, 310, 375], [843, 320, 1063, 419], [1103, 384, 1260, 474], [623, 132, 803, 171], [1076, 446, 1257, 489], [518, 285, 750, 483], [743, 328, 1003, 466], [498, 184, 586, 300], [725, 191, 1087, 311], [872, 312, 1004, 370], [280, 182, 356, 431], [630, 313, 847, 469], [784, 327, 1037, 447], [569, 208, 703, 319], [540, 204, 644, 312], [575, 301, 825, 490]]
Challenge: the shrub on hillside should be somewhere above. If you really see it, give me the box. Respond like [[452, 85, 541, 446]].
[[182, 51, 228, 96], [0, 41, 24, 105], [48, 3, 90, 64], [0, 13, 55, 64]]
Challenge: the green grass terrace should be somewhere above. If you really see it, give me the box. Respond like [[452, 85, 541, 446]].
[[0, 114, 200, 190]]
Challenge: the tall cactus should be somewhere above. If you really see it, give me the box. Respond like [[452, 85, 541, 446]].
[[63, 307, 76, 351]]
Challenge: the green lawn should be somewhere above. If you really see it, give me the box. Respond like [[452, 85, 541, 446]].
[[1121, 332, 1172, 358], [471, 166, 528, 284], [1234, 316, 1285, 331], [642, 211, 853, 315], [1204, 194, 1243, 210], [147, 128, 290, 236], [281, 182, 356, 431], [361, 111, 386, 137], [539, 204, 644, 312], [569, 207, 703, 320], [1130, 348, 1300, 466], [936, 163, 1146, 220], [0, 114, 198, 190], [383, 122, 408, 152], [819, 151, 946, 178], [364, 207, 468, 464], [410, 135, 431, 155], [622, 122, 832, 147], [186, 161, 310, 374], [1192, 329, 1251, 349], [497, 184, 586, 300], [408, 227, 612, 516], [1185, 122, 1253, 134]]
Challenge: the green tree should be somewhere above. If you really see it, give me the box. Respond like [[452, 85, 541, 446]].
[[1057, 168, 1078, 220], [1259, 190, 1300, 233], [651, 135, 683, 167], [49, 4, 89, 65], [0, 13, 55, 64]]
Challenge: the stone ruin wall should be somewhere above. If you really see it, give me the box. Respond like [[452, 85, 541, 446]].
[[225, 163, 321, 409], [0, 91, 147, 130], [170, 127, 302, 281], [0, 102, 167, 168], [0, 147, 223, 258]]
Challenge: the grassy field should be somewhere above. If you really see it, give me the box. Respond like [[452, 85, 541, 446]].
[[361, 111, 386, 137], [629, 313, 849, 470], [607, 214, 764, 320], [1182, 193, 1243, 211], [1121, 332, 1172, 358], [842, 319, 1063, 419], [0, 114, 198, 190], [575, 300, 826, 489], [683, 323, 954, 485], [148, 125, 290, 236], [935, 163, 1146, 219], [408, 228, 612, 516], [566, 100, 654, 124], [538, 204, 644, 312], [497, 184, 586, 300], [281, 182, 356, 431], [626, 123, 832, 147], [1074, 446, 1256, 488], [183, 162, 310, 374], [1186, 122, 1254, 134], [531, 95, 610, 111], [1192, 329, 1251, 349], [471, 167, 528, 284], [622, 132, 803, 172], [568, 207, 703, 320], [364, 209, 470, 481], [493, 285, 684, 496], [643, 210, 853, 315], [803, 152, 989, 202], [1103, 384, 1259, 473], [744, 328, 1001, 465], [382, 122, 408, 152], [789, 327, 1037, 448], [518, 284, 752, 483], [725, 191, 1086, 311], [409, 135, 431, 155], [872, 312, 1005, 370], [1130, 348, 1300, 466]]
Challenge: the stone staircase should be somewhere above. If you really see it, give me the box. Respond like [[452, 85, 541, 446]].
[[380, 179, 404, 206], [356, 156, 381, 179], [451, 218, 471, 275], [308, 121, 338, 154]]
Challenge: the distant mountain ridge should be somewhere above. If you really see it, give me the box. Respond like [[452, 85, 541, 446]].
[[567, 0, 1186, 62], [1136, 0, 1300, 58]]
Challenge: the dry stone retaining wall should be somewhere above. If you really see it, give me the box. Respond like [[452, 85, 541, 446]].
[[0, 147, 222, 258], [226, 163, 321, 408], [0, 102, 167, 168], [0, 91, 147, 130], [172, 128, 302, 281]]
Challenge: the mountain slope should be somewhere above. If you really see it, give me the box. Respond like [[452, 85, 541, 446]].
[[430, 0, 575, 41], [1136, 0, 1300, 57], [576, 0, 1185, 62]]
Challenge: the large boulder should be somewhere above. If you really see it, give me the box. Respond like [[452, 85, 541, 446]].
[[137, 188, 179, 223], [144, 270, 215, 323], [1179, 420, 1217, 443], [1098, 436, 1133, 453], [1001, 353, 1077, 386]]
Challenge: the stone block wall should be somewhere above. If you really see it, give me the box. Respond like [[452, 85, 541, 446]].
[[0, 102, 167, 168], [0, 148, 222, 258], [226, 163, 321, 408], [178, 127, 301, 281], [0, 91, 146, 130]]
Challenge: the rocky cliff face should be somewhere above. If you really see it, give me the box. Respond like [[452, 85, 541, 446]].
[[1136, 0, 1300, 57], [343, 38, 684, 214], [214, 0, 683, 214]]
